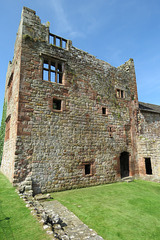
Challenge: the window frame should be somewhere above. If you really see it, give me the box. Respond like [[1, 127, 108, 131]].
[[145, 157, 152, 175], [82, 162, 94, 177], [42, 58, 64, 84], [53, 98, 62, 112], [116, 89, 125, 99], [102, 107, 107, 115]]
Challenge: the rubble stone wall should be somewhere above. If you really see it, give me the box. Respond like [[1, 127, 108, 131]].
[[137, 111, 160, 177], [1, 7, 140, 194], [1, 16, 23, 181]]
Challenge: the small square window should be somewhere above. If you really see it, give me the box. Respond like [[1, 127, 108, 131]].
[[53, 99, 61, 111], [102, 107, 106, 115], [85, 164, 91, 175]]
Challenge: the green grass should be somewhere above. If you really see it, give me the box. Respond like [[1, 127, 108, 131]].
[[52, 180, 160, 240], [0, 173, 51, 240]]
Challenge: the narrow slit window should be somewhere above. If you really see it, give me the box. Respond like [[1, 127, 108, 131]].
[[109, 126, 113, 138], [102, 107, 106, 115], [145, 158, 152, 175], [57, 73, 62, 84], [121, 90, 124, 98], [85, 164, 91, 175]]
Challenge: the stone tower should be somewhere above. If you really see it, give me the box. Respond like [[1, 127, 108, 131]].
[[1, 7, 141, 194]]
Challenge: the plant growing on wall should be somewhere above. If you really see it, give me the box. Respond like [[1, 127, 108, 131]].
[[0, 100, 7, 164]]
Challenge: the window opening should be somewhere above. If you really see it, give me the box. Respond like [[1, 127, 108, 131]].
[[109, 126, 112, 138], [5, 115, 11, 141], [8, 72, 14, 101], [62, 40, 66, 49], [102, 107, 106, 115], [56, 38, 60, 47], [116, 89, 120, 98], [121, 90, 124, 98], [145, 158, 152, 175], [53, 99, 61, 111], [116, 89, 125, 98], [85, 164, 91, 175], [43, 59, 63, 84], [8, 73, 13, 87], [49, 33, 67, 49]]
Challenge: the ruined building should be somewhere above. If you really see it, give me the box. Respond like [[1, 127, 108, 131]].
[[1, 7, 160, 194]]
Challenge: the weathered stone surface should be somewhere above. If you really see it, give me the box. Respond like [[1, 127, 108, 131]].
[[34, 193, 52, 201], [42, 200, 104, 240], [137, 103, 160, 178], [18, 189, 104, 240], [1, 6, 160, 196]]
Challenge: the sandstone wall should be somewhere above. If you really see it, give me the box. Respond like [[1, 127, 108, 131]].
[[1, 15, 23, 181], [1, 7, 139, 193], [137, 110, 160, 177]]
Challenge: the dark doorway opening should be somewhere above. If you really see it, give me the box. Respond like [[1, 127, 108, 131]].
[[145, 158, 152, 175], [120, 152, 129, 178]]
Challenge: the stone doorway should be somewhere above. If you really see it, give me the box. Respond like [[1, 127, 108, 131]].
[[120, 152, 129, 178]]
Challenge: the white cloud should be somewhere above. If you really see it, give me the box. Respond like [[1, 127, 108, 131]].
[[50, 0, 85, 39]]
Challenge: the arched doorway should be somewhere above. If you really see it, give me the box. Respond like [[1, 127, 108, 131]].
[[120, 152, 129, 178]]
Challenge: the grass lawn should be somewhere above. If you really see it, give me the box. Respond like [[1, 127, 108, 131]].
[[52, 180, 160, 240], [0, 172, 51, 240]]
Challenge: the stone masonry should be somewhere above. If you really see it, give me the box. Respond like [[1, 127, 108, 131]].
[[1, 7, 160, 194]]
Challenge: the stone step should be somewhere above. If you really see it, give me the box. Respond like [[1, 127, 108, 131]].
[[121, 176, 134, 183]]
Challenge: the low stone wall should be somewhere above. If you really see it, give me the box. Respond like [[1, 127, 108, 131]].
[[17, 188, 104, 240]]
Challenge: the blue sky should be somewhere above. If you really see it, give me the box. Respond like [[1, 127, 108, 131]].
[[0, 0, 160, 121]]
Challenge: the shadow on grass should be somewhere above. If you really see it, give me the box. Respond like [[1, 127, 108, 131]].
[[0, 200, 15, 240]]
